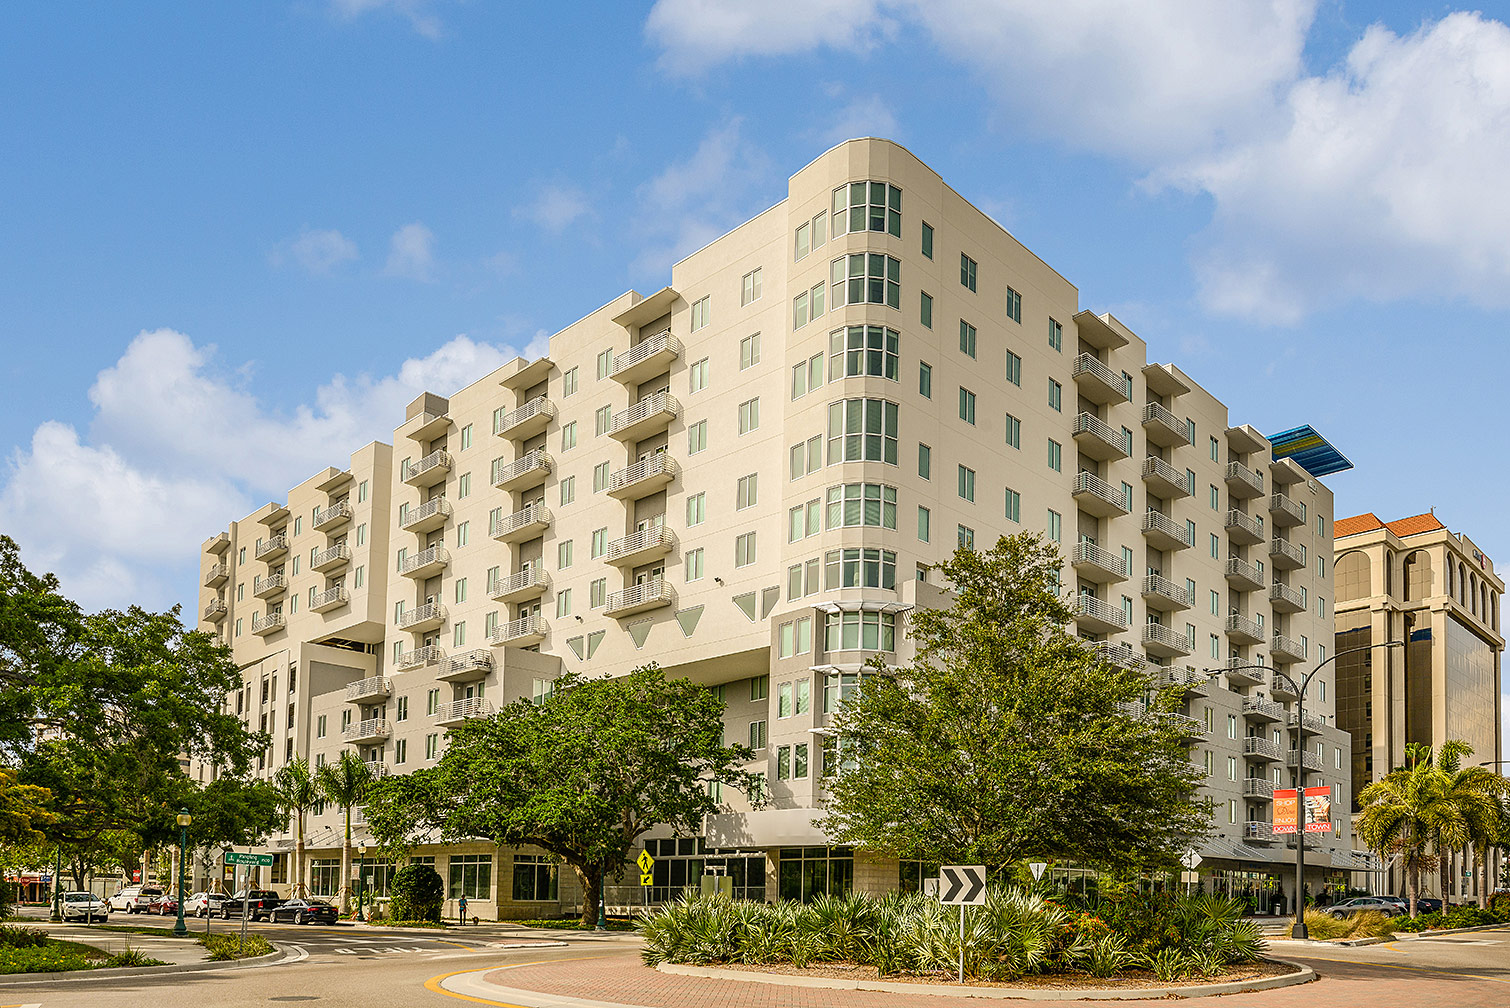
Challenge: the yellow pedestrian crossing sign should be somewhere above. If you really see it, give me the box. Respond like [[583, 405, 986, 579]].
[[640, 872, 654, 886], [637, 850, 654, 873]]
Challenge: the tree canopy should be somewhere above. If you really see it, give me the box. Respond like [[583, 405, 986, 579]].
[[818, 532, 1210, 875]]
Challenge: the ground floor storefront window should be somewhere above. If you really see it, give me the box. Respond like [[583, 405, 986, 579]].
[[309, 858, 340, 897], [448, 855, 493, 900], [898, 859, 940, 894], [1208, 868, 1283, 914], [778, 847, 852, 902], [641, 837, 766, 903], [512, 855, 558, 901]]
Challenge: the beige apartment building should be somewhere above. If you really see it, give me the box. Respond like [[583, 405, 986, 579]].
[[1333, 511, 1504, 903], [197, 138, 1353, 917]]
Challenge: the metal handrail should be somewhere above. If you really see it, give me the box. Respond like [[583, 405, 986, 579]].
[[1072, 541, 1127, 577], [1225, 461, 1263, 493], [395, 602, 447, 629], [488, 615, 547, 644], [1073, 412, 1131, 454], [342, 718, 391, 741], [1073, 471, 1129, 510], [492, 450, 552, 486], [1270, 582, 1307, 609], [488, 566, 548, 597], [1072, 593, 1127, 627], [491, 503, 551, 539], [1142, 401, 1184, 434], [496, 396, 555, 435], [313, 500, 353, 528], [1270, 492, 1306, 523], [400, 497, 452, 529], [609, 454, 677, 493], [611, 391, 679, 434], [404, 449, 452, 481], [1072, 354, 1132, 400], [605, 578, 674, 612], [254, 535, 288, 560], [311, 586, 348, 609], [1142, 574, 1192, 606], [612, 330, 680, 375], [395, 643, 446, 667], [399, 545, 450, 574], [1142, 509, 1191, 545], [1142, 622, 1190, 651], [606, 525, 676, 562], [312, 544, 351, 568], [345, 676, 392, 701], [1142, 455, 1190, 493], [1270, 537, 1307, 566]]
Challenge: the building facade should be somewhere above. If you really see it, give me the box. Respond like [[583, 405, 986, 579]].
[[197, 138, 1349, 916], [1333, 511, 1504, 903]]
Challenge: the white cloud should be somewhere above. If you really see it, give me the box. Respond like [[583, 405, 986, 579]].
[[647, 0, 894, 73], [0, 329, 520, 613], [514, 184, 593, 232], [270, 227, 359, 275], [329, 0, 444, 39], [384, 222, 437, 282]]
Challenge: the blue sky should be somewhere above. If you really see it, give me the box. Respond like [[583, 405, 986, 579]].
[[4, 0, 1510, 652]]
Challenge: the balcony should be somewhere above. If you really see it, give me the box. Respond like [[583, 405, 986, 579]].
[[395, 644, 446, 670], [1141, 510, 1192, 552], [603, 578, 676, 618], [254, 534, 288, 562], [491, 503, 551, 544], [1224, 509, 1264, 545], [1270, 581, 1307, 614], [1269, 537, 1307, 570], [1071, 594, 1128, 634], [1287, 749, 1323, 771], [488, 566, 549, 604], [1242, 697, 1284, 722], [403, 411, 451, 443], [363, 762, 390, 779], [204, 563, 229, 587], [1142, 622, 1192, 658], [1224, 462, 1264, 499], [492, 450, 552, 492], [1225, 556, 1265, 593], [1156, 667, 1208, 695], [1092, 640, 1143, 670], [1270, 674, 1301, 701], [1271, 633, 1307, 665], [494, 396, 556, 441], [342, 718, 391, 744], [438, 649, 492, 683], [1288, 711, 1327, 734], [1071, 541, 1128, 583], [1141, 574, 1193, 611], [400, 497, 452, 534], [1245, 821, 1275, 843], [1072, 412, 1131, 461], [251, 612, 284, 636], [1244, 737, 1282, 761], [1141, 401, 1189, 447], [1142, 455, 1191, 499], [610, 329, 681, 385], [1225, 613, 1265, 645], [311, 543, 351, 573], [202, 599, 228, 622], [1072, 471, 1130, 518], [487, 615, 548, 648], [1243, 779, 1276, 801], [1160, 712, 1206, 739], [1224, 657, 1266, 686], [395, 602, 447, 633], [399, 545, 450, 579], [1072, 354, 1132, 404], [345, 676, 392, 703], [605, 525, 677, 567], [610, 391, 680, 443], [310, 586, 349, 613], [435, 697, 495, 727], [1269, 492, 1306, 527], [402, 449, 453, 488], [313, 499, 353, 532], [607, 454, 678, 500], [252, 574, 287, 599]]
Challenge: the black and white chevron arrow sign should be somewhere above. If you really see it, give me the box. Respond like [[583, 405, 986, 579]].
[[938, 865, 986, 905]]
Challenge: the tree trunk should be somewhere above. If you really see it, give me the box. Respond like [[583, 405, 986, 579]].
[[339, 809, 352, 914], [294, 811, 306, 898], [569, 860, 601, 928], [1408, 861, 1419, 918]]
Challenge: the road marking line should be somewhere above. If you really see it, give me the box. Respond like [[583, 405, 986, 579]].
[[1297, 953, 1510, 984], [425, 956, 615, 1007]]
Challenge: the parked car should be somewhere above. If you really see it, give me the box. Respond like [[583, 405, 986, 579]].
[[187, 891, 229, 918], [219, 889, 283, 921], [60, 891, 109, 922], [147, 893, 180, 915], [1328, 896, 1405, 917], [269, 899, 338, 925], [1389, 895, 1443, 913], [107, 886, 165, 914]]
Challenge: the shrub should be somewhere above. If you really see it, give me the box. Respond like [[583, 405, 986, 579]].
[[0, 924, 49, 948], [1079, 932, 1131, 978], [100, 947, 167, 968], [1143, 946, 1194, 982], [199, 934, 274, 960], [389, 864, 445, 923], [1345, 911, 1397, 939], [0, 943, 97, 974], [1301, 909, 1352, 940]]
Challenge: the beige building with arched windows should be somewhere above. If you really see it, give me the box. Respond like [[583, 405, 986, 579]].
[[1333, 512, 1503, 903]]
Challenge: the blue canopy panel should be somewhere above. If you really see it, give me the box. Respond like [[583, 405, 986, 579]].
[[1267, 425, 1353, 477]]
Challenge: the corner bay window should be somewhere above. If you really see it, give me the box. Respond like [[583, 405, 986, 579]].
[[824, 548, 896, 590], [832, 181, 901, 237], [825, 483, 897, 529], [831, 253, 900, 309], [829, 325, 899, 380], [827, 399, 899, 464], [824, 609, 897, 651]]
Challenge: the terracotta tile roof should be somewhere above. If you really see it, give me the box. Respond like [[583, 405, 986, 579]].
[[1334, 513, 1384, 538], [1385, 512, 1445, 537]]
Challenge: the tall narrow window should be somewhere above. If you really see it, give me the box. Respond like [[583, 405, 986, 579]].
[[960, 253, 977, 292]]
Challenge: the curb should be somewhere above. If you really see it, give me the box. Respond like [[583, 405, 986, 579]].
[[0, 942, 289, 987], [1326, 921, 1510, 946], [655, 959, 1316, 1001]]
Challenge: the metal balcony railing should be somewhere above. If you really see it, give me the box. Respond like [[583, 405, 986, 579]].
[[1156, 667, 1207, 692], [395, 602, 447, 631], [610, 391, 679, 438], [1225, 657, 1266, 685], [313, 499, 353, 530], [1141, 509, 1192, 548], [494, 396, 556, 438], [1092, 640, 1142, 669], [1141, 401, 1188, 444], [310, 585, 349, 612], [1242, 698, 1284, 721], [1142, 622, 1192, 655], [1224, 461, 1264, 496], [1270, 581, 1307, 612], [251, 612, 284, 635], [203, 563, 229, 586], [488, 566, 548, 600], [399, 545, 450, 576], [1225, 612, 1264, 642], [1288, 711, 1327, 733], [1142, 574, 1193, 608], [1072, 412, 1132, 457], [605, 525, 677, 564], [253, 574, 287, 597], [1269, 492, 1306, 526], [1225, 556, 1265, 591], [400, 497, 452, 532], [344, 676, 392, 702], [1272, 632, 1308, 664], [1071, 593, 1129, 629], [395, 643, 446, 668], [435, 697, 494, 725], [254, 535, 288, 561], [1072, 471, 1130, 513], [611, 330, 681, 380], [1243, 737, 1282, 760], [492, 450, 552, 489], [1243, 779, 1276, 800], [1245, 821, 1275, 841], [609, 454, 678, 496], [487, 615, 548, 646], [1269, 537, 1307, 568], [1287, 749, 1323, 770], [445, 649, 493, 675], [202, 599, 227, 620], [403, 449, 453, 483], [1072, 353, 1132, 401], [491, 503, 551, 540], [342, 717, 391, 742], [604, 578, 675, 616], [1071, 541, 1128, 579], [312, 544, 351, 570], [1141, 455, 1192, 497], [1224, 509, 1264, 542]]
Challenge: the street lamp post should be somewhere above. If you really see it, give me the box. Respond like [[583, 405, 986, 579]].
[[595, 853, 607, 932], [356, 843, 366, 922], [173, 809, 192, 937]]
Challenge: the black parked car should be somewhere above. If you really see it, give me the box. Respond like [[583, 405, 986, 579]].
[[1390, 895, 1444, 913], [269, 898, 338, 925]]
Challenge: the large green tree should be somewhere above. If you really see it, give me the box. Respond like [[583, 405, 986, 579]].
[[0, 534, 82, 754], [364, 666, 755, 926], [818, 532, 1210, 875]]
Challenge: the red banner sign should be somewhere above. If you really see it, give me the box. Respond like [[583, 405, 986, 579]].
[[1273, 787, 1331, 834]]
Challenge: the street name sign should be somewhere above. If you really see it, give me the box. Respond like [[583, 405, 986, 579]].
[[225, 851, 273, 867]]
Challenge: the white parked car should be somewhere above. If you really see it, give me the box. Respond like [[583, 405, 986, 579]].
[[187, 891, 229, 918], [107, 885, 164, 913], [61, 891, 109, 922]]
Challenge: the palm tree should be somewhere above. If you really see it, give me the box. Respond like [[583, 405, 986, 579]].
[[273, 755, 319, 898], [316, 751, 374, 914], [1435, 741, 1507, 905]]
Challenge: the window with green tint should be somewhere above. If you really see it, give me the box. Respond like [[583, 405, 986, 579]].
[[1005, 350, 1021, 386], [920, 290, 932, 328], [919, 361, 932, 398], [1006, 286, 1022, 323], [960, 253, 977, 291], [959, 320, 976, 358], [1004, 488, 1021, 522], [921, 221, 933, 258]]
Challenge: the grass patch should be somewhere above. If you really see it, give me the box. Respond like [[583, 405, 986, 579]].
[[385, 920, 450, 929], [199, 933, 273, 960], [512, 917, 638, 931], [92, 924, 180, 937]]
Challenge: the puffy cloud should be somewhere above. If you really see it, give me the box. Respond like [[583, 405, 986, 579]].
[[514, 184, 593, 232], [384, 222, 437, 282], [271, 227, 359, 275], [647, 0, 894, 73]]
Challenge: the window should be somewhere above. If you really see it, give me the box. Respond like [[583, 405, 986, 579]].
[[826, 398, 899, 464], [735, 532, 757, 567], [1004, 413, 1021, 448], [920, 291, 933, 328], [1228, 756, 1238, 782], [426, 688, 440, 716], [590, 528, 608, 558], [1047, 438, 1062, 472], [792, 282, 827, 328], [558, 540, 573, 569], [832, 180, 901, 237], [1210, 633, 1221, 658], [830, 325, 899, 380], [594, 405, 612, 436], [959, 320, 976, 358], [1210, 485, 1220, 510], [555, 590, 572, 618], [794, 743, 809, 778], [1048, 379, 1061, 411], [825, 483, 897, 529], [749, 719, 767, 749], [957, 465, 975, 502], [789, 499, 821, 541], [688, 419, 708, 453], [921, 221, 934, 257], [590, 578, 606, 608], [795, 220, 812, 261], [790, 435, 823, 479], [741, 268, 762, 306], [824, 609, 897, 651], [456, 521, 469, 547], [686, 548, 704, 581], [686, 492, 706, 526], [957, 525, 975, 549], [425, 733, 439, 760], [1210, 533, 1220, 558], [1005, 286, 1022, 323], [689, 357, 709, 393], [1210, 590, 1220, 615], [512, 854, 558, 902], [787, 559, 822, 600], [690, 295, 710, 331], [1005, 350, 1021, 386], [1209, 435, 1220, 461], [738, 398, 760, 434], [736, 473, 758, 510], [353, 566, 363, 588], [448, 854, 492, 900], [917, 506, 930, 542], [1048, 318, 1062, 352], [597, 348, 612, 380], [823, 548, 896, 589], [740, 332, 760, 369], [559, 475, 575, 506], [791, 353, 823, 398], [457, 472, 472, 499], [778, 618, 813, 658], [958, 387, 976, 424], [455, 577, 468, 603], [751, 675, 768, 700], [453, 622, 466, 647], [917, 443, 931, 479], [316, 715, 326, 738], [357, 480, 368, 503], [831, 252, 900, 309], [562, 366, 578, 397], [1004, 488, 1021, 522], [356, 523, 366, 546], [918, 361, 932, 398], [1046, 509, 1062, 542], [592, 461, 611, 493], [960, 253, 977, 291]]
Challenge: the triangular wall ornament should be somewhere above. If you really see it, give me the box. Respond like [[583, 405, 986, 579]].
[[566, 636, 585, 660], [733, 593, 757, 621], [675, 606, 704, 637], [586, 629, 606, 658], [760, 586, 781, 619], [626, 620, 653, 649]]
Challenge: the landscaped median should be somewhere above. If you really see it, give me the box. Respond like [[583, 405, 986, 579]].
[[0, 924, 166, 975], [0, 922, 275, 978]]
